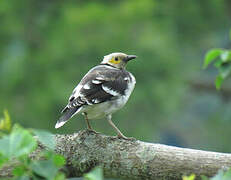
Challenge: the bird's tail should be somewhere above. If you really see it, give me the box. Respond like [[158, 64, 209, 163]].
[[55, 106, 81, 129]]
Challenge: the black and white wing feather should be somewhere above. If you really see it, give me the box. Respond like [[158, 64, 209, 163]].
[[55, 65, 132, 128]]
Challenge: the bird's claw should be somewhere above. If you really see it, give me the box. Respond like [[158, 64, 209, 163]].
[[117, 135, 136, 141]]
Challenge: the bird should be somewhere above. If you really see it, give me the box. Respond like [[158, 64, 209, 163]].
[[55, 52, 137, 139]]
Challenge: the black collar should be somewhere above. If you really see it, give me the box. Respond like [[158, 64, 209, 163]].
[[100, 63, 125, 70], [100, 63, 117, 68]]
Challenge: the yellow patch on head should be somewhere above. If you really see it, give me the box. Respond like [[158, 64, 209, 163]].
[[109, 57, 121, 64]]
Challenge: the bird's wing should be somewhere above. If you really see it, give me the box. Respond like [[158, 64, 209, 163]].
[[56, 65, 131, 129], [66, 65, 131, 109]]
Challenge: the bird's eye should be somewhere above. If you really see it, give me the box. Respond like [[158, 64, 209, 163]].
[[115, 57, 119, 61]]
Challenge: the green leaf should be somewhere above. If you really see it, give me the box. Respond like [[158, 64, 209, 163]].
[[203, 49, 223, 69], [215, 74, 224, 90], [32, 129, 55, 150], [54, 172, 66, 180], [0, 153, 8, 168], [84, 166, 103, 180], [223, 168, 231, 180], [0, 125, 37, 158], [220, 51, 231, 62], [214, 59, 223, 68], [31, 160, 59, 180], [219, 64, 231, 79], [202, 168, 231, 180], [42, 151, 65, 168], [210, 170, 225, 180], [0, 109, 12, 132], [15, 176, 30, 180], [201, 175, 209, 180], [12, 165, 27, 176], [182, 174, 196, 180], [53, 154, 66, 167]]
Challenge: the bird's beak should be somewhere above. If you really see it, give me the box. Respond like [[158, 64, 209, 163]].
[[125, 55, 137, 62]]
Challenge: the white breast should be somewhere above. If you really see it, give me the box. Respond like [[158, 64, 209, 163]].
[[124, 72, 136, 102]]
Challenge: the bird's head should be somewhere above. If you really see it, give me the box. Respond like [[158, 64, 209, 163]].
[[101, 52, 137, 69]]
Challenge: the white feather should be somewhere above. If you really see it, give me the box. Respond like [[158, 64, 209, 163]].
[[55, 121, 66, 129], [102, 85, 120, 96], [70, 84, 83, 100], [83, 83, 90, 89], [101, 52, 126, 64], [96, 76, 104, 80], [124, 72, 136, 101], [124, 77, 129, 81], [92, 99, 100, 103], [92, 79, 102, 84]]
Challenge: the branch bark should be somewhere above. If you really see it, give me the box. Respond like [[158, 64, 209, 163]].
[[1, 130, 231, 180], [55, 130, 231, 180]]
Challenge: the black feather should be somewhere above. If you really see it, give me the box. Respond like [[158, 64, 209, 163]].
[[56, 107, 79, 128]]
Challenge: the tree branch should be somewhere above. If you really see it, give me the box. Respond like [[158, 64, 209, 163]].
[[1, 130, 231, 180], [55, 130, 231, 180]]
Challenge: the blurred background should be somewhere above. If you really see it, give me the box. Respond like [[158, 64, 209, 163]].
[[0, 0, 231, 153]]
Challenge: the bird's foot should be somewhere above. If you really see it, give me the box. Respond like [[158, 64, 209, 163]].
[[117, 134, 136, 141]]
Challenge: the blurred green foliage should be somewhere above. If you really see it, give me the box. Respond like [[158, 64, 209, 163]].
[[203, 38, 231, 89], [183, 170, 231, 180], [202, 169, 231, 180], [84, 166, 103, 180], [0, 124, 66, 179], [0, 109, 11, 135], [0, 0, 231, 152], [183, 174, 196, 180], [0, 111, 103, 180]]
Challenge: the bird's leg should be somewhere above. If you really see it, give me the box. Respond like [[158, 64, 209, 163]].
[[107, 115, 134, 140], [83, 112, 92, 130], [83, 112, 98, 134]]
